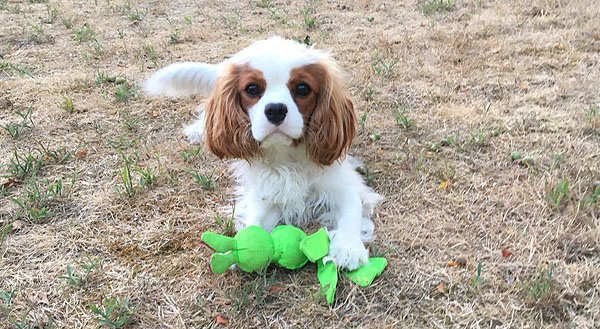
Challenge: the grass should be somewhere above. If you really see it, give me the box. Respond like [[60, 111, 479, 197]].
[[115, 152, 156, 197], [1, 1, 599, 328], [41, 5, 58, 24], [394, 107, 413, 129], [372, 54, 399, 77], [180, 146, 203, 162], [546, 178, 570, 212], [356, 165, 374, 186], [1, 108, 34, 139], [89, 295, 138, 328], [0, 222, 12, 247], [38, 143, 73, 164], [214, 210, 236, 237], [72, 23, 95, 43], [11, 174, 75, 222], [524, 265, 553, 303], [420, 0, 455, 14], [114, 80, 137, 102], [227, 269, 276, 313], [58, 257, 99, 287], [0, 61, 30, 76], [3, 149, 43, 181], [30, 24, 50, 43], [60, 96, 74, 113], [300, 5, 316, 29], [190, 170, 216, 189], [142, 44, 158, 68]]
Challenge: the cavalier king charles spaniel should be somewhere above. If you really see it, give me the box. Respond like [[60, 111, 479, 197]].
[[145, 37, 381, 270]]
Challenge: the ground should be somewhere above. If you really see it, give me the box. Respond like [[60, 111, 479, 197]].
[[1, 0, 599, 328]]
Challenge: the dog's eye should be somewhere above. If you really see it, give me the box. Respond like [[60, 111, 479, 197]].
[[294, 83, 311, 97], [245, 84, 261, 97]]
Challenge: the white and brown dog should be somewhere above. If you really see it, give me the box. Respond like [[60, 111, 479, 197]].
[[145, 37, 381, 270]]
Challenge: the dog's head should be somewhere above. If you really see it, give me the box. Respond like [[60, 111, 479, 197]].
[[145, 37, 356, 165]]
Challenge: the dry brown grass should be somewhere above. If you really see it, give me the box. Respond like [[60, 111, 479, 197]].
[[1, 0, 599, 328]]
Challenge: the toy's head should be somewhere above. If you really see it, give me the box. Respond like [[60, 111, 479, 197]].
[[201, 226, 274, 274], [270, 225, 308, 270], [234, 226, 275, 272]]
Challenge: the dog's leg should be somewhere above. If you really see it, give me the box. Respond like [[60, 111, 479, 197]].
[[183, 110, 205, 143], [325, 192, 369, 271], [244, 191, 281, 233]]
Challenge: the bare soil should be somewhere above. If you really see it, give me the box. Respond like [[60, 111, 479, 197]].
[[1, 0, 599, 328]]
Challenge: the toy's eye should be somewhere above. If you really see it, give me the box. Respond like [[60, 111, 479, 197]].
[[294, 83, 311, 97], [245, 84, 261, 97]]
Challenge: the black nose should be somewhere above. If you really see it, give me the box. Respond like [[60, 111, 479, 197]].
[[264, 103, 287, 125]]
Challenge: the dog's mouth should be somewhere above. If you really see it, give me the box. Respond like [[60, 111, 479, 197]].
[[259, 131, 294, 147]]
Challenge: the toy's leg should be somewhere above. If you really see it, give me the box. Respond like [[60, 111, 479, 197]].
[[209, 252, 237, 275], [245, 191, 281, 232], [201, 232, 234, 252]]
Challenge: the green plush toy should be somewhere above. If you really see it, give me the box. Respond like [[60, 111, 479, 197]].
[[201, 225, 387, 304]]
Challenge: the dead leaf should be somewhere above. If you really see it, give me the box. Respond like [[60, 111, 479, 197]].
[[501, 249, 512, 257], [446, 260, 457, 267], [2, 178, 17, 189], [437, 282, 446, 294], [75, 149, 87, 158], [216, 315, 229, 325], [268, 285, 286, 293], [438, 181, 450, 191]]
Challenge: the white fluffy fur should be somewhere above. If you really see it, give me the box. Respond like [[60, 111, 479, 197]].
[[144, 62, 221, 97], [145, 37, 382, 270]]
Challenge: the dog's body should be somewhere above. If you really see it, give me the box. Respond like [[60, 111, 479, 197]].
[[145, 37, 381, 270]]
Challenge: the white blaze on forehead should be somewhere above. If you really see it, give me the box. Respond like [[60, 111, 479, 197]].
[[226, 36, 328, 76]]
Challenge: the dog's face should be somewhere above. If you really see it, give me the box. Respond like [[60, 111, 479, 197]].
[[204, 37, 357, 166]]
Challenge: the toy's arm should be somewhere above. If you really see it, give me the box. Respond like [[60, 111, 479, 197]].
[[317, 260, 338, 305], [299, 228, 330, 262], [201, 232, 235, 252], [342, 257, 387, 287], [209, 252, 237, 274]]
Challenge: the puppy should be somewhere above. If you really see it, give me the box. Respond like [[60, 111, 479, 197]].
[[145, 37, 381, 270]]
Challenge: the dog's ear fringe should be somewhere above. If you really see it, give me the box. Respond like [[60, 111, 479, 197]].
[[204, 64, 260, 160], [305, 59, 357, 166]]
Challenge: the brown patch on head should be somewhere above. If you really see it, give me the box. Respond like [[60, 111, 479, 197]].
[[287, 64, 322, 120], [289, 61, 357, 166], [237, 65, 266, 111], [204, 64, 264, 160]]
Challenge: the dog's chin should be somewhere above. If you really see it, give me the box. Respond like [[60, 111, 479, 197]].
[[259, 132, 295, 148]]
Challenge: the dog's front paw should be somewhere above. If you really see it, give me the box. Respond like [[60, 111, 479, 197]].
[[325, 231, 369, 271]]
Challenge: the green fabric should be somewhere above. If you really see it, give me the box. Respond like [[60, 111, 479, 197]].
[[209, 251, 237, 274], [232, 226, 274, 272], [202, 225, 387, 305], [299, 228, 330, 262], [201, 232, 235, 253], [317, 260, 338, 305], [342, 257, 387, 287], [271, 226, 308, 270]]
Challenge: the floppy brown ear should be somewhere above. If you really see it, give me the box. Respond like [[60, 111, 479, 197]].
[[204, 64, 259, 160], [305, 61, 357, 166]]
